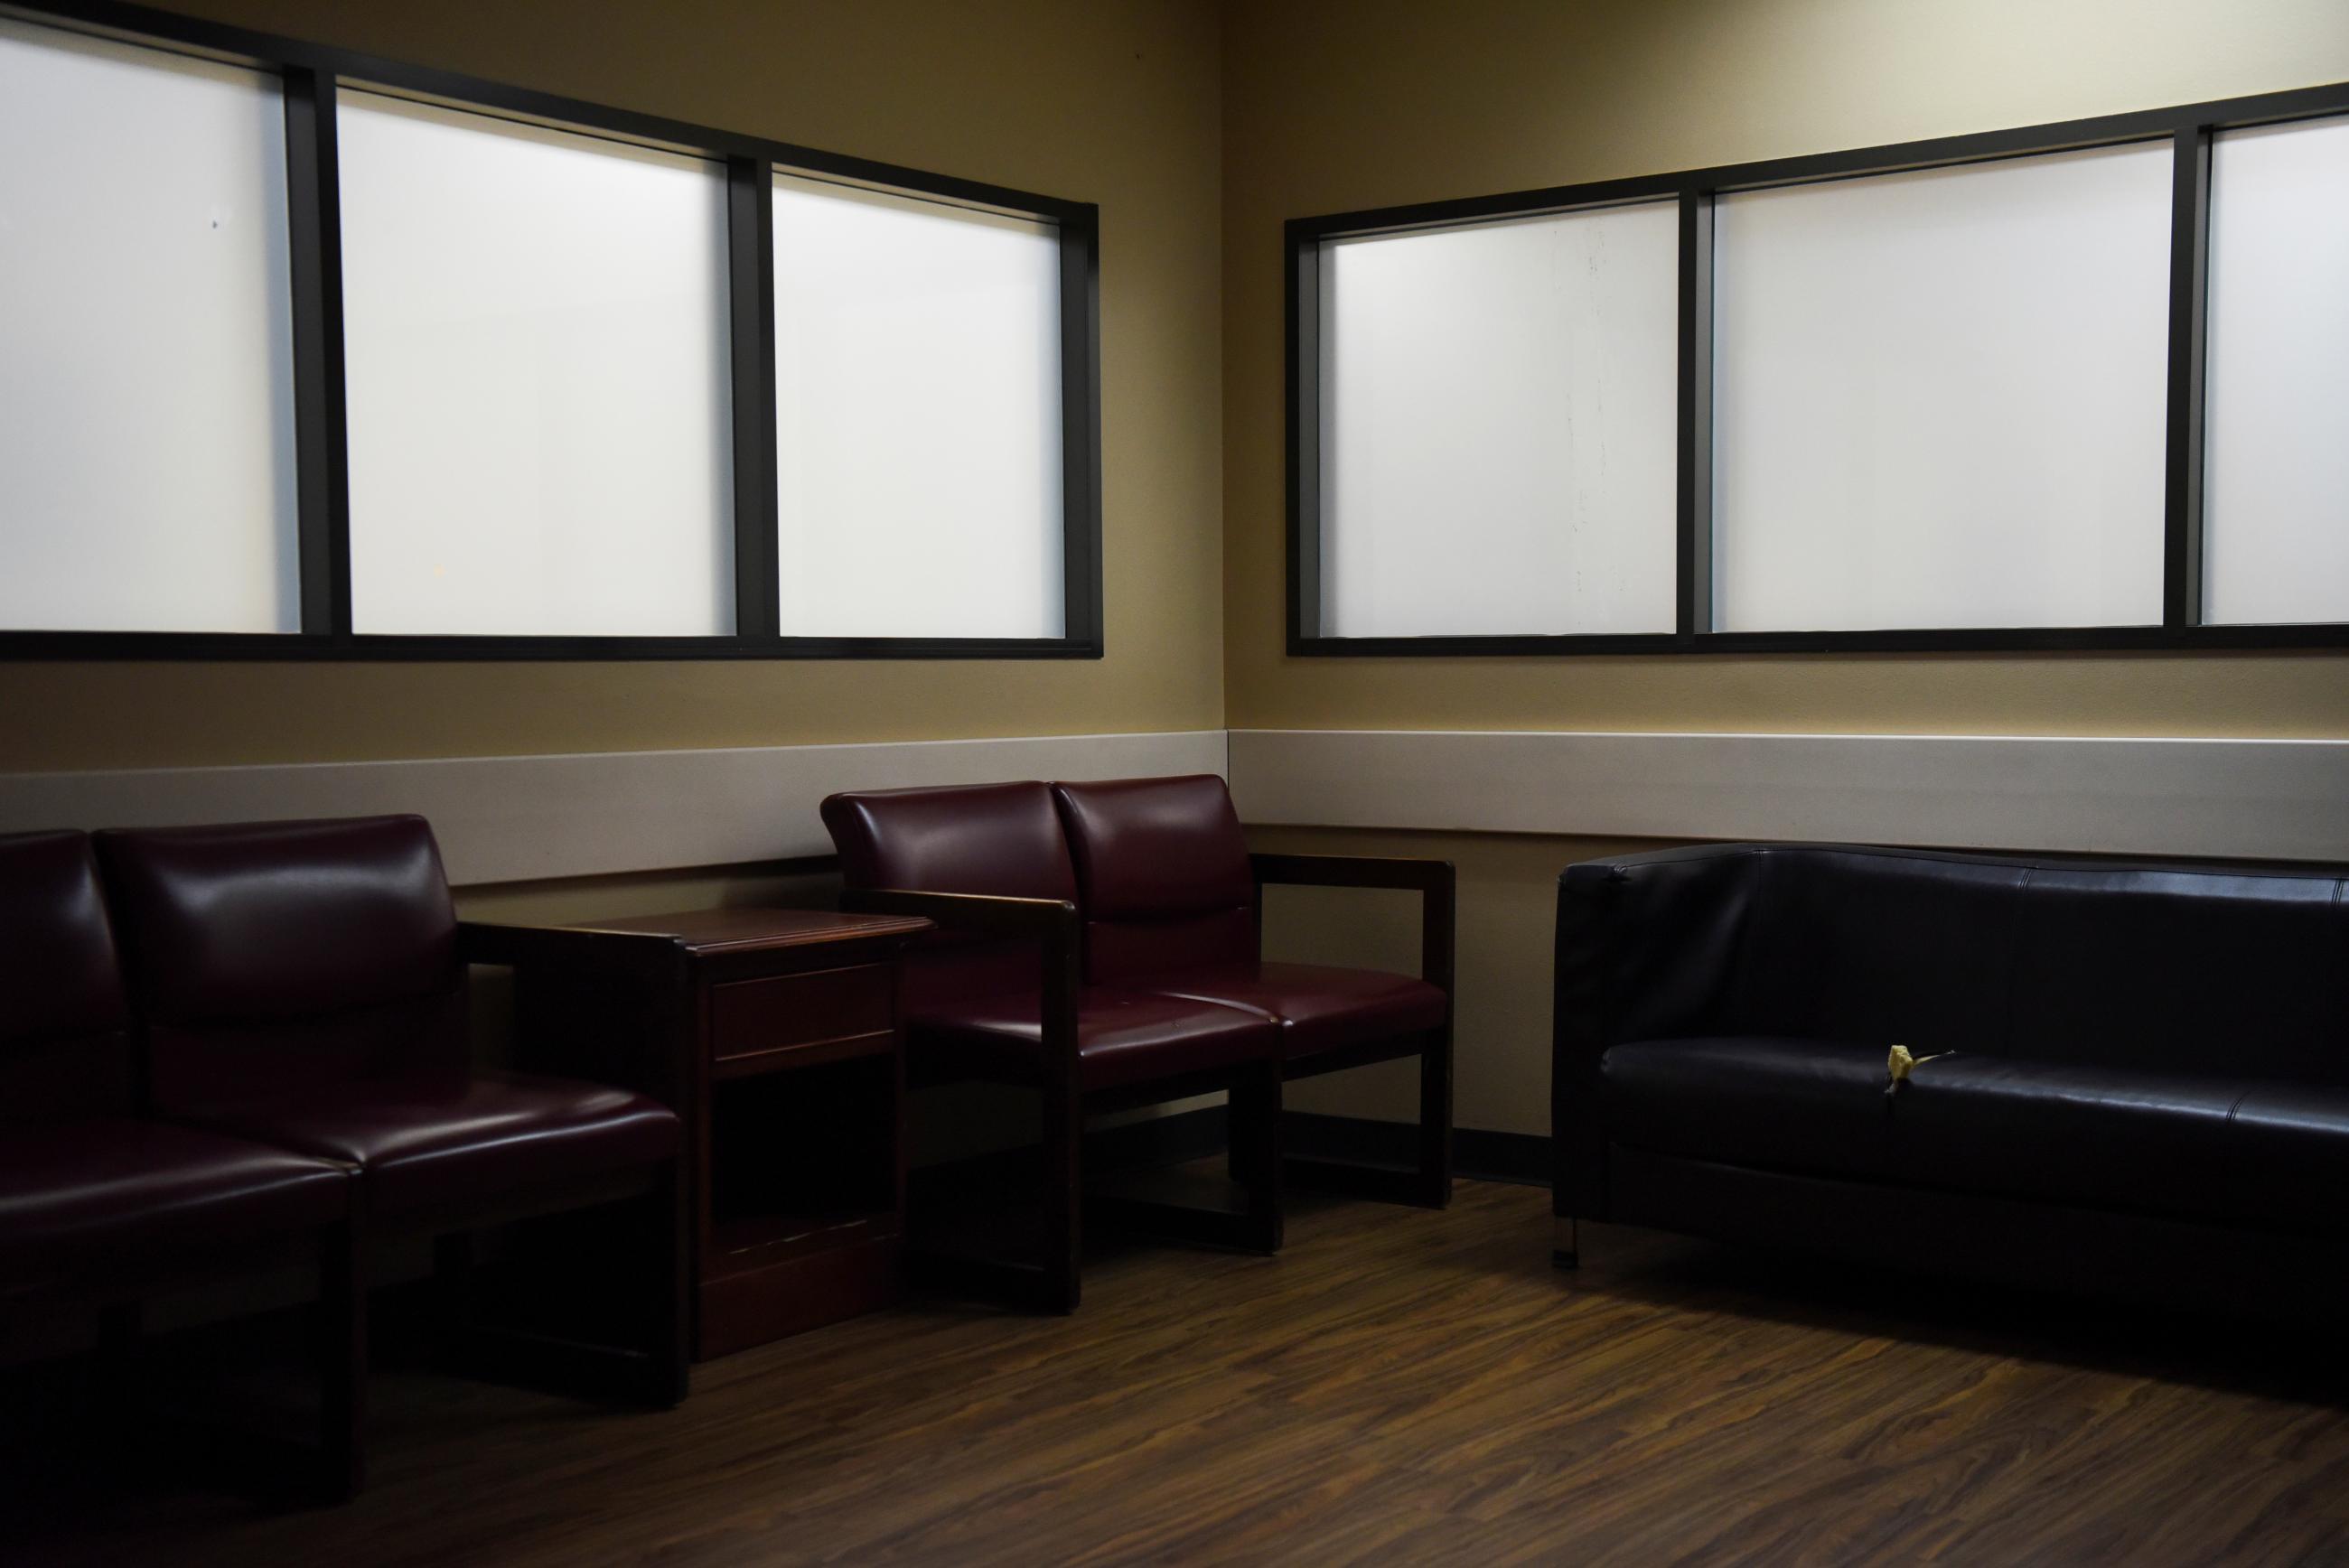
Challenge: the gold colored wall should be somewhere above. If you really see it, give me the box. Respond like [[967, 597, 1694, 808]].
[[0, 0, 1226, 772], [1221, 0, 2349, 740], [1224, 0, 2349, 1136]]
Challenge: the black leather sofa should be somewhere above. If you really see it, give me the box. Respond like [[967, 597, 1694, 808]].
[[1553, 842, 2349, 1318]]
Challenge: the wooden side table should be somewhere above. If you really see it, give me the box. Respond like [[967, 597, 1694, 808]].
[[462, 908, 931, 1359]]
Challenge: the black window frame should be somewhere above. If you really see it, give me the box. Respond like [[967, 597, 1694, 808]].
[[1287, 80, 2349, 658], [0, 0, 1104, 662]]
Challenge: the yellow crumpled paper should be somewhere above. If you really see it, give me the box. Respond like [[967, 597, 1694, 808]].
[[1885, 1043, 1956, 1095]]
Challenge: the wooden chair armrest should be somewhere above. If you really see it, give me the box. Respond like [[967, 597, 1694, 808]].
[[840, 888, 1076, 942], [1247, 853, 1456, 994]]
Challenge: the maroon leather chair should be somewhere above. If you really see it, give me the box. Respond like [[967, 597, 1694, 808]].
[[1051, 776, 1455, 1207], [92, 815, 688, 1479], [822, 782, 1284, 1312], [0, 830, 362, 1497]]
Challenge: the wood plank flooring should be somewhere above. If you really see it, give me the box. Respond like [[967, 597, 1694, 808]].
[[14, 1173, 2349, 1566]]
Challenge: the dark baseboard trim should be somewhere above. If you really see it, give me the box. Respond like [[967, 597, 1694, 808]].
[[1283, 1111, 1551, 1187]]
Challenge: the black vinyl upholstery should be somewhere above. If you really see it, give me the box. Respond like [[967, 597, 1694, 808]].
[[1555, 843, 2349, 1305]]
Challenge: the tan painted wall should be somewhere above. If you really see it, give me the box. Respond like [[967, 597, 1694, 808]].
[[0, 0, 1225, 772], [1253, 825, 1661, 1139], [1225, 0, 2349, 1137], [1221, 0, 2349, 739]]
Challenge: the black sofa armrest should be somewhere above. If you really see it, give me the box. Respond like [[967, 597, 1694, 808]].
[[1249, 852, 1455, 994], [838, 889, 1083, 1064], [1554, 845, 1774, 1229]]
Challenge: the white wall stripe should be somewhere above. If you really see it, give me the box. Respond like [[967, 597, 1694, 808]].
[[4, 727, 2341, 890], [0, 731, 1228, 887], [1226, 729, 2349, 863]]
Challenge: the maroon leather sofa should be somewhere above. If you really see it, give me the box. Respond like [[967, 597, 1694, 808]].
[[0, 829, 360, 1497], [2, 815, 686, 1498], [822, 774, 1452, 1312]]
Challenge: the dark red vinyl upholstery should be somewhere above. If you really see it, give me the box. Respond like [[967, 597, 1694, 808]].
[[97, 816, 470, 1109], [190, 1070, 677, 1218], [822, 782, 1280, 1087], [0, 829, 350, 1288], [824, 781, 1079, 904], [1051, 778, 1446, 1060], [0, 830, 137, 1123], [96, 816, 676, 1221], [1135, 964, 1447, 1059], [824, 782, 1082, 1017], [906, 987, 1277, 1093], [1049, 775, 1257, 985], [0, 1118, 350, 1282]]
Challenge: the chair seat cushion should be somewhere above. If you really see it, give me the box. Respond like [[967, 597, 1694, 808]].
[[192, 1070, 677, 1219], [1131, 963, 1446, 1059], [0, 1119, 350, 1283], [908, 987, 1278, 1093], [1601, 1037, 2260, 1223]]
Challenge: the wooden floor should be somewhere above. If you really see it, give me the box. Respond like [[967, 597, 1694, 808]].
[[15, 1173, 2349, 1566]]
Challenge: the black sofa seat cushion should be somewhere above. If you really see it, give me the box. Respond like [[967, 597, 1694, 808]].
[[2225, 1087, 2349, 1238], [187, 1070, 677, 1220], [0, 1120, 351, 1284], [1602, 1037, 2274, 1226]]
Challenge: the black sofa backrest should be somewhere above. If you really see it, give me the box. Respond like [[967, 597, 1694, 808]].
[[1560, 843, 2349, 1084]]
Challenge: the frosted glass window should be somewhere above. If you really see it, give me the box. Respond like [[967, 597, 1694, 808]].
[[1713, 145, 2172, 632], [2204, 115, 2349, 626], [339, 93, 733, 636], [772, 174, 1062, 639], [0, 21, 297, 633], [1317, 203, 1680, 638]]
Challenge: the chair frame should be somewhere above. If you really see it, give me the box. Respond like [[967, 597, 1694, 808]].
[[841, 888, 1282, 1315], [1249, 852, 1457, 1210], [1, 1197, 366, 1501]]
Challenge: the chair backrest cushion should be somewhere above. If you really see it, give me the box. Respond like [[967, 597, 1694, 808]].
[[822, 782, 1079, 1009], [97, 815, 463, 1110], [823, 782, 1078, 904], [0, 830, 136, 1121], [1051, 776, 1255, 985]]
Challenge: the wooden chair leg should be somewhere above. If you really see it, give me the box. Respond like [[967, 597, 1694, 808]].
[[1041, 1076, 1084, 1315], [317, 1219, 367, 1501], [647, 1161, 689, 1405], [1230, 1061, 1285, 1255], [1418, 1031, 1455, 1210]]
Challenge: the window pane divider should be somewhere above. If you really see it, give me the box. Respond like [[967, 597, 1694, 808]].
[[728, 155, 781, 643], [1675, 190, 1715, 641], [2162, 124, 2213, 631], [282, 63, 351, 642], [1059, 210, 1106, 652]]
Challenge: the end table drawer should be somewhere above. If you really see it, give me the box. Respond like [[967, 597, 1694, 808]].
[[711, 965, 894, 1067]]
